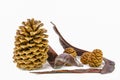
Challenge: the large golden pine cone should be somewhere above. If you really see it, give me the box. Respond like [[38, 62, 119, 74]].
[[13, 18, 49, 70], [88, 49, 103, 67], [64, 47, 77, 57], [80, 52, 92, 64]]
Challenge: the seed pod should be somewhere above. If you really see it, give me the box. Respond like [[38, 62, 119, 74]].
[[64, 47, 77, 66], [54, 53, 83, 69]]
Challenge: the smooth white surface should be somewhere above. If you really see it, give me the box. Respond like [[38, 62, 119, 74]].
[[0, 0, 120, 80]]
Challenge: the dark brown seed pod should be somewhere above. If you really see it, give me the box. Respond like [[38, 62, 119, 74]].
[[54, 53, 83, 69], [50, 22, 115, 74], [64, 47, 77, 66]]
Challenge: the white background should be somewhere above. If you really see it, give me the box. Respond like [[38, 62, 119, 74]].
[[0, 0, 120, 80]]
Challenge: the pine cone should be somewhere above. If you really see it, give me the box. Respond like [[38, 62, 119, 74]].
[[88, 49, 103, 67], [80, 52, 91, 64], [63, 47, 77, 66], [13, 18, 49, 70], [64, 47, 77, 57]]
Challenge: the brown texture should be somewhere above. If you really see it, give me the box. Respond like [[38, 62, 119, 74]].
[[80, 49, 103, 67], [47, 46, 58, 68], [31, 69, 101, 74], [80, 52, 92, 64], [47, 46, 82, 68], [50, 22, 87, 56], [30, 22, 115, 74], [54, 53, 83, 68], [48, 22, 115, 74], [13, 18, 49, 70], [64, 47, 77, 57], [31, 57, 115, 74], [89, 49, 103, 67], [30, 58, 115, 74], [64, 47, 77, 66]]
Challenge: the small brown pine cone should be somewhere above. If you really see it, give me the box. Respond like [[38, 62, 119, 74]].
[[88, 49, 103, 67], [13, 18, 49, 70], [64, 47, 77, 57], [64, 47, 77, 66], [80, 52, 92, 64]]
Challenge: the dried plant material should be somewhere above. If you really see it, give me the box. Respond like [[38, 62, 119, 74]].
[[80, 52, 92, 64], [13, 18, 49, 70], [89, 49, 103, 67], [54, 53, 83, 69], [47, 46, 82, 68], [47, 46, 58, 68], [101, 58, 115, 74], [31, 57, 115, 74], [49, 22, 115, 74], [80, 49, 103, 67], [64, 47, 77, 57], [64, 47, 77, 66], [31, 69, 101, 74], [50, 22, 87, 56]]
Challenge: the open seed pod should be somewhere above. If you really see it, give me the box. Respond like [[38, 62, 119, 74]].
[[30, 22, 115, 74], [54, 53, 83, 69], [46, 22, 115, 74], [64, 47, 77, 66]]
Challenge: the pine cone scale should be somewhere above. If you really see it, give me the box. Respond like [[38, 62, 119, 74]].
[[13, 18, 49, 70]]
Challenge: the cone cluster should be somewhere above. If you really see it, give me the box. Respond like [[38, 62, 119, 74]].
[[13, 18, 49, 70], [80, 49, 103, 67]]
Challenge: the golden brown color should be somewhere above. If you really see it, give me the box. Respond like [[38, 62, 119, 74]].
[[88, 49, 103, 67], [64, 47, 77, 57], [80, 49, 103, 67], [64, 47, 77, 66], [13, 18, 49, 70], [80, 52, 92, 64]]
